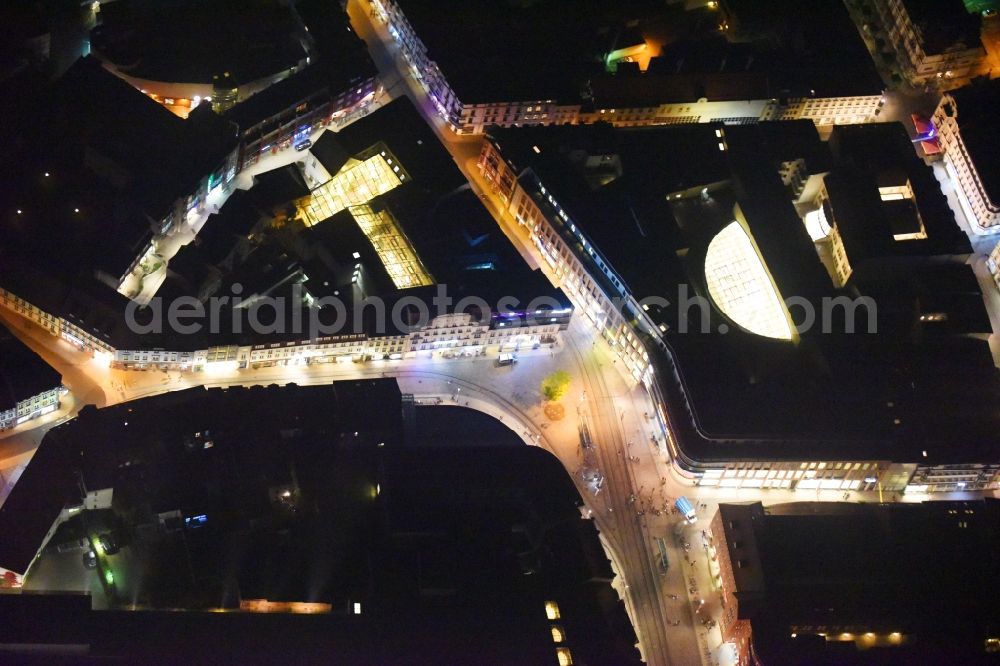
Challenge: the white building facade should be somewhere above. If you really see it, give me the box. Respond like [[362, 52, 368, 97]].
[[933, 90, 1000, 232], [0, 386, 64, 432], [0, 285, 563, 373]]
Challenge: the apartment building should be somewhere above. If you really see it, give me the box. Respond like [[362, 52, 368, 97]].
[[861, 0, 988, 86], [934, 79, 1000, 231]]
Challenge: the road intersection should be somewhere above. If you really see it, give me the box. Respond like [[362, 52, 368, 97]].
[[2, 3, 997, 661]]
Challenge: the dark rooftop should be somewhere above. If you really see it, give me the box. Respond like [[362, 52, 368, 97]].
[[304, 210, 396, 298], [823, 168, 896, 265], [902, 0, 982, 54], [0, 56, 236, 282], [193, 189, 262, 265], [0, 429, 78, 574], [598, 0, 884, 105], [90, 0, 306, 85], [1, 384, 638, 663], [221, 3, 376, 133], [828, 122, 970, 257], [249, 165, 310, 214], [331, 98, 465, 190], [294, 0, 375, 78], [714, 0, 884, 97], [485, 119, 1000, 463], [397, 0, 880, 107], [309, 130, 351, 176], [728, 499, 1000, 665], [396, 0, 664, 103]]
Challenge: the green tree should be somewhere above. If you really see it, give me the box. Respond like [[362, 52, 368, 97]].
[[541, 370, 571, 402]]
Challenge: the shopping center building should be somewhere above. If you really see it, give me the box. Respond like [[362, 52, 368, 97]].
[[478, 118, 1000, 493]]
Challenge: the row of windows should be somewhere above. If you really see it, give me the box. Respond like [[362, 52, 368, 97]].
[[512, 179, 651, 380]]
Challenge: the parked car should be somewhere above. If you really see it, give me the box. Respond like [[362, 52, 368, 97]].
[[99, 533, 120, 555]]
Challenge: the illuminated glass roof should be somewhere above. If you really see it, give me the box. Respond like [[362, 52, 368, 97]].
[[350, 204, 433, 289], [295, 147, 430, 289], [298, 153, 404, 226], [704, 221, 793, 340]]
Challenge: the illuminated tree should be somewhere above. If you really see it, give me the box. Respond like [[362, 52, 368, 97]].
[[541, 370, 571, 402]]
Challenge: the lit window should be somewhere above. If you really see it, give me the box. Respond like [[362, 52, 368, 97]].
[[551, 626, 565, 643], [803, 207, 831, 241], [556, 648, 573, 665], [544, 601, 561, 620]]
